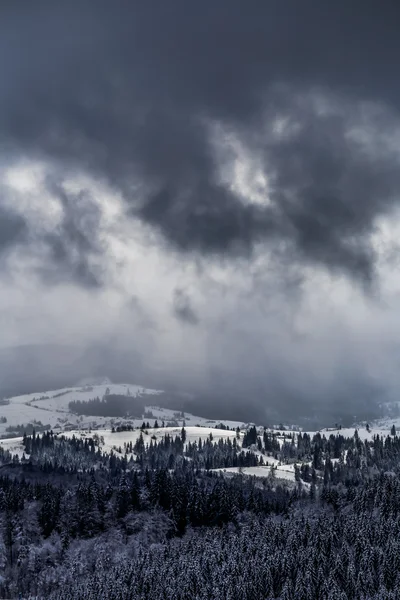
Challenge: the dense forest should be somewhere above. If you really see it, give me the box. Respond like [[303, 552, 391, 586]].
[[68, 394, 146, 418], [0, 426, 400, 597]]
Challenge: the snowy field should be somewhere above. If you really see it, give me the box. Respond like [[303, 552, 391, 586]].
[[60, 425, 238, 455], [0, 425, 300, 482], [0, 435, 27, 459], [0, 382, 247, 438], [1, 418, 399, 482], [315, 425, 399, 441], [1, 381, 400, 482], [212, 464, 298, 482]]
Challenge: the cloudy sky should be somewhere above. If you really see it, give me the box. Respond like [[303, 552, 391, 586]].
[[1, 1, 400, 423]]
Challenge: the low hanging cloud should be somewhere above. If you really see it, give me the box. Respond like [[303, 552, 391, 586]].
[[38, 178, 104, 288], [172, 288, 199, 326]]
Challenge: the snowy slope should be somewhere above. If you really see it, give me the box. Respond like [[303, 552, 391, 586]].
[[212, 465, 298, 482], [0, 425, 299, 483], [315, 425, 397, 441], [61, 425, 237, 456], [2, 381, 400, 483], [0, 435, 26, 459], [0, 382, 163, 435], [3, 419, 399, 484], [0, 381, 249, 438]]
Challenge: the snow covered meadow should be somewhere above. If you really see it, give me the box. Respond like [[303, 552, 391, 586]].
[[1, 380, 399, 485]]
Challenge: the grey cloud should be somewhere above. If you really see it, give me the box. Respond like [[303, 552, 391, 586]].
[[1, 2, 400, 283], [172, 288, 199, 326], [140, 96, 400, 283], [2, 1, 400, 425], [125, 295, 160, 332], [0, 205, 27, 253], [256, 97, 400, 283], [0, 176, 104, 287], [37, 179, 104, 288]]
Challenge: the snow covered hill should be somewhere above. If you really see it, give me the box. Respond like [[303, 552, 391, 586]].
[[0, 379, 296, 481], [0, 380, 252, 436], [1, 381, 400, 485], [0, 424, 301, 483], [0, 382, 163, 434]]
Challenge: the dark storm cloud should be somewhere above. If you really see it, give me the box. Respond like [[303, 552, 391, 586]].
[[140, 98, 400, 282], [37, 179, 103, 288], [1, 1, 400, 283], [173, 288, 199, 326], [0, 205, 27, 253], [257, 97, 400, 283]]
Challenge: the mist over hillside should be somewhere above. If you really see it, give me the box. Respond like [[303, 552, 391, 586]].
[[0, 344, 382, 429]]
